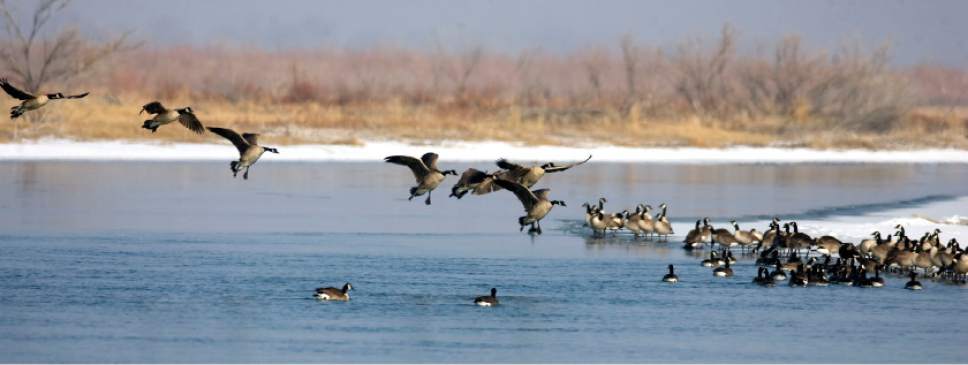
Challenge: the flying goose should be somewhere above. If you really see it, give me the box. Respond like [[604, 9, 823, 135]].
[[1, 78, 89, 119], [474, 288, 499, 307], [450, 168, 494, 199], [662, 264, 679, 283], [491, 155, 592, 189], [385, 152, 457, 205], [314, 282, 352, 301], [493, 179, 565, 235], [140, 101, 205, 134], [207, 127, 279, 179]]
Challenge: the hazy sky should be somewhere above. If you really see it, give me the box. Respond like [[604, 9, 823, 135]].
[[39, 0, 968, 65]]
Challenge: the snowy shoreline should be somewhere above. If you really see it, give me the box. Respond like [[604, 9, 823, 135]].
[[1, 139, 968, 163]]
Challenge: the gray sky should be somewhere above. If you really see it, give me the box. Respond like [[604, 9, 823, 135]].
[[41, 0, 968, 65]]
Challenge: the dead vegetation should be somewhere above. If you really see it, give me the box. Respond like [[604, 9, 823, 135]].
[[0, 6, 966, 149]]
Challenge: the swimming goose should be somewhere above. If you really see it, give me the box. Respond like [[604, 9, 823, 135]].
[[713, 259, 734, 277], [904, 272, 923, 290], [207, 127, 279, 180], [702, 251, 724, 267], [771, 262, 788, 281], [140, 101, 205, 134], [474, 288, 499, 306], [788, 264, 808, 287], [662, 264, 679, 283], [314, 282, 352, 301], [653, 203, 674, 241], [493, 179, 565, 235], [385, 152, 457, 205], [450, 168, 494, 199], [1, 78, 88, 119], [492, 155, 592, 189], [753, 267, 775, 287]]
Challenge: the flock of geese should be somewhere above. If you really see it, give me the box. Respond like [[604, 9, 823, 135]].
[[6, 78, 966, 307], [584, 200, 968, 289]]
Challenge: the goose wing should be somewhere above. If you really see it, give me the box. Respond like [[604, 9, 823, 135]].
[[495, 158, 526, 172], [207, 127, 250, 154], [493, 179, 538, 211], [544, 154, 592, 173], [455, 168, 490, 186], [140, 101, 166, 115], [420, 152, 440, 170], [0, 79, 35, 100], [242, 133, 259, 146], [62, 92, 89, 99], [177, 109, 205, 134], [385, 155, 430, 181]]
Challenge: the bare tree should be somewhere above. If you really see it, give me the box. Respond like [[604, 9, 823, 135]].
[[451, 45, 483, 102], [673, 24, 737, 117], [619, 34, 640, 115], [0, 0, 131, 94]]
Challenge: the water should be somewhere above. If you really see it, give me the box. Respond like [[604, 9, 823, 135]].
[[1, 161, 967, 362]]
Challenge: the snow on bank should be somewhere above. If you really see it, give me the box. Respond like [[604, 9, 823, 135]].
[[1, 139, 968, 163], [726, 195, 968, 244]]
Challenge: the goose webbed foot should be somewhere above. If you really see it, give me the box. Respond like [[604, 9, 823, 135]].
[[425, 193, 432, 205], [243, 168, 250, 180]]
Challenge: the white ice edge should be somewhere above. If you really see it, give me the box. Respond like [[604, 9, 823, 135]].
[[2, 139, 968, 163]]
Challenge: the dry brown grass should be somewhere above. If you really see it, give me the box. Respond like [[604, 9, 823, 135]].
[[3, 93, 966, 149]]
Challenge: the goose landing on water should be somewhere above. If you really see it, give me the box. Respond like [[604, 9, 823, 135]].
[[385, 152, 457, 205], [207, 127, 279, 180], [493, 179, 565, 235], [1, 78, 89, 119]]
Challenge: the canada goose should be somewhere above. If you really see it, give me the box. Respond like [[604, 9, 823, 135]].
[[493, 179, 565, 235], [625, 206, 645, 237], [702, 251, 724, 267], [730, 220, 759, 252], [813, 236, 842, 256], [771, 263, 788, 281], [140, 101, 205, 134], [859, 231, 881, 255], [385, 152, 457, 205], [314, 282, 352, 301], [870, 266, 885, 288], [474, 288, 499, 307], [756, 247, 780, 267], [838, 242, 861, 262], [605, 210, 626, 234], [638, 205, 656, 239], [808, 265, 830, 286], [886, 246, 917, 273], [713, 260, 733, 277], [581, 198, 607, 227], [683, 219, 705, 250], [653, 203, 674, 241], [952, 252, 968, 281], [759, 219, 783, 250], [450, 168, 493, 199], [789, 264, 808, 287], [662, 264, 679, 283], [207, 127, 279, 180], [786, 222, 813, 255], [712, 225, 739, 249], [753, 267, 775, 287], [492, 155, 592, 189], [904, 272, 923, 290], [1, 78, 88, 119], [589, 209, 609, 236]]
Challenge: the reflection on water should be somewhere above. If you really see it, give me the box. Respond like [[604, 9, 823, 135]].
[[1, 161, 967, 362]]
